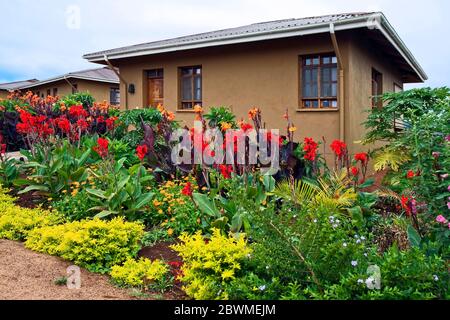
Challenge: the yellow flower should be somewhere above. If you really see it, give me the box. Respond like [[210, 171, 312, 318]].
[[193, 105, 203, 113], [62, 190, 67, 194], [220, 122, 232, 131], [158, 209, 163, 214], [47, 198, 53, 201], [153, 200, 161, 207], [170, 217, 175, 222], [71, 189, 78, 197], [167, 228, 174, 236], [289, 126, 297, 132]]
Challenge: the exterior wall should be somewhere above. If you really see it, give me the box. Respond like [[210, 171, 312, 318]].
[[0, 90, 8, 100], [76, 79, 119, 104], [24, 79, 119, 104], [113, 31, 406, 157], [346, 31, 404, 154]]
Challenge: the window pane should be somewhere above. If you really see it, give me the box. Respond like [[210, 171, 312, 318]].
[[321, 67, 331, 82], [194, 76, 202, 100], [182, 77, 192, 100], [322, 100, 330, 107], [182, 68, 193, 76], [331, 68, 337, 82], [182, 102, 193, 109], [312, 100, 319, 108], [305, 58, 311, 66], [304, 100, 311, 108], [332, 56, 337, 64], [312, 57, 319, 65], [331, 100, 338, 108], [331, 83, 337, 97], [323, 57, 331, 64]]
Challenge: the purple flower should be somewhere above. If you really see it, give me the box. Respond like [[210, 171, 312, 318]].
[[447, 202, 450, 210], [432, 152, 440, 158], [446, 135, 450, 142], [441, 174, 449, 179], [436, 215, 448, 224], [448, 185, 450, 192]]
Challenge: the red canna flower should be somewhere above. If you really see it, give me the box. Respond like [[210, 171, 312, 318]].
[[93, 138, 109, 158], [181, 182, 193, 197], [0, 144, 6, 155], [105, 116, 118, 131], [406, 170, 415, 179], [350, 166, 359, 177], [56, 117, 71, 133], [330, 140, 347, 159], [136, 144, 148, 161], [68, 105, 88, 118], [240, 123, 253, 132], [401, 195, 411, 216], [96, 116, 105, 124], [76, 119, 89, 131], [354, 152, 368, 164], [218, 164, 233, 179], [303, 137, 318, 161]]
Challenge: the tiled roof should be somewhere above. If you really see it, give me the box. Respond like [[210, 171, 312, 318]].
[[84, 12, 373, 59], [18, 67, 119, 89], [0, 79, 39, 90]]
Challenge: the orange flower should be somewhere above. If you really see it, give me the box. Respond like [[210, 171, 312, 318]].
[[166, 111, 175, 121], [220, 122, 232, 131], [289, 126, 297, 132], [193, 105, 203, 113], [248, 107, 259, 120], [167, 228, 174, 236]]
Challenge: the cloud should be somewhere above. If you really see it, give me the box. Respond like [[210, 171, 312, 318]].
[[0, 0, 448, 88]]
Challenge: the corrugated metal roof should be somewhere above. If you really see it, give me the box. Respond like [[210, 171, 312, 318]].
[[0, 79, 39, 90], [84, 12, 372, 59], [18, 67, 119, 89]]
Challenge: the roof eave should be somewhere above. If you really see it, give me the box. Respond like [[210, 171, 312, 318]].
[[18, 75, 119, 90], [84, 13, 426, 83]]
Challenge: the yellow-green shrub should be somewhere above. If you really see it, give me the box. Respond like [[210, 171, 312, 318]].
[[0, 187, 61, 241], [110, 258, 170, 288], [25, 218, 144, 273], [171, 229, 252, 300]]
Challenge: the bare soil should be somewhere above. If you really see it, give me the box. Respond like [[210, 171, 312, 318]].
[[0, 239, 137, 300]]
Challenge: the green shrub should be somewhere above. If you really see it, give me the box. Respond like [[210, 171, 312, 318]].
[[0, 187, 61, 240], [25, 217, 144, 273], [110, 258, 171, 291], [171, 229, 252, 300]]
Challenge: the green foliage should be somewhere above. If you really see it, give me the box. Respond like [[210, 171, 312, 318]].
[[60, 92, 95, 109], [16, 140, 93, 199], [25, 217, 144, 273], [110, 258, 172, 292], [141, 228, 171, 247], [171, 229, 252, 300], [0, 157, 20, 187], [86, 159, 155, 220], [0, 186, 62, 241], [52, 189, 98, 221], [204, 106, 237, 128]]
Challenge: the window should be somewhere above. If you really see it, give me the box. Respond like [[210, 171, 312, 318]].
[[47, 89, 51, 96], [300, 54, 338, 109], [179, 66, 202, 109], [147, 69, 164, 107], [72, 84, 78, 94], [53, 88, 58, 97], [371, 69, 383, 108], [110, 87, 120, 105]]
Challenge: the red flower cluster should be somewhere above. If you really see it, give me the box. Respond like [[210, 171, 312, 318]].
[[68, 105, 88, 118], [168, 261, 184, 280], [181, 182, 193, 197], [16, 110, 54, 139], [93, 138, 109, 158], [401, 195, 411, 216], [266, 132, 284, 146], [354, 152, 368, 164], [218, 164, 233, 179], [76, 119, 89, 131], [240, 123, 253, 132], [303, 137, 318, 161], [55, 117, 71, 134], [330, 140, 347, 159], [106, 116, 118, 131], [350, 166, 359, 177], [136, 144, 148, 161]]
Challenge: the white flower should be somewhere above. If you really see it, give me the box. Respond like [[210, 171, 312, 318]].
[[365, 277, 375, 287], [313, 219, 318, 223], [354, 235, 360, 239], [351, 260, 358, 267], [356, 239, 361, 244], [343, 243, 348, 247], [332, 224, 338, 228], [361, 236, 366, 241], [336, 219, 340, 224], [259, 285, 266, 291], [266, 266, 270, 270], [433, 275, 439, 281], [363, 253, 368, 257], [357, 279, 364, 284]]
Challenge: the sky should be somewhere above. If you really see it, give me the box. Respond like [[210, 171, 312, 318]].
[[0, 0, 449, 88]]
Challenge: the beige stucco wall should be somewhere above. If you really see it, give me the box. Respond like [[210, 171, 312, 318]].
[[112, 31, 407, 157], [0, 90, 8, 100], [25, 79, 119, 104]]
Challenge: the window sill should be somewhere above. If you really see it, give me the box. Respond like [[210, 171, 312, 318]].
[[296, 108, 340, 112], [176, 109, 196, 113]]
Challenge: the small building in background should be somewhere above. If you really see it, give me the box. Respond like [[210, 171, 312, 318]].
[[17, 67, 120, 105], [0, 79, 39, 99]]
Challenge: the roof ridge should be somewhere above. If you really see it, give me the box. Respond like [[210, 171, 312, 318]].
[[249, 12, 375, 25], [0, 79, 38, 86]]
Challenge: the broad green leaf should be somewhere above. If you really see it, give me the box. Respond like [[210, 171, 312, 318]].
[[18, 185, 49, 194], [95, 211, 116, 219], [192, 193, 220, 217], [407, 225, 421, 248], [134, 193, 154, 209], [86, 188, 108, 199]]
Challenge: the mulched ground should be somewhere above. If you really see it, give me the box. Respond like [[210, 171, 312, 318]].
[[0, 240, 138, 300]]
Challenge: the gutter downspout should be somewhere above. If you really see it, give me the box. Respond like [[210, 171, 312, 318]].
[[63, 76, 78, 93], [329, 23, 345, 143], [104, 55, 129, 110]]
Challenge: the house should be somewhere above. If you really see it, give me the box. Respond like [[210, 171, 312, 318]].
[[83, 12, 426, 155], [0, 79, 39, 99], [17, 67, 121, 105]]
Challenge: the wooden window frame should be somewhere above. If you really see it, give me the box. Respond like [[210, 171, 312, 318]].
[[298, 53, 338, 111], [110, 87, 120, 105], [178, 66, 202, 111], [371, 68, 383, 109]]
